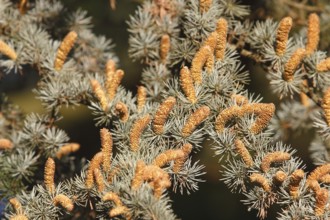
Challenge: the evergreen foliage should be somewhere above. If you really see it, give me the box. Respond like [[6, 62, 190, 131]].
[[1, 0, 330, 219]]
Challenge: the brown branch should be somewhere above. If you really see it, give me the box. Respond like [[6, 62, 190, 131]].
[[300, 81, 322, 108], [228, 44, 263, 63]]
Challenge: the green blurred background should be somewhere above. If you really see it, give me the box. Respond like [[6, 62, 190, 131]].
[[0, 0, 317, 219]]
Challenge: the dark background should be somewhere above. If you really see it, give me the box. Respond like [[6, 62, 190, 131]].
[[1, 0, 315, 219]]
